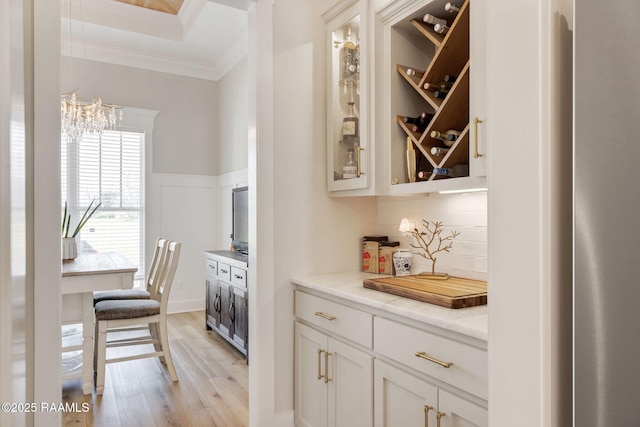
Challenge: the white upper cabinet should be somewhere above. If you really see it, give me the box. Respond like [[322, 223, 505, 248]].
[[376, 0, 487, 195], [324, 0, 488, 195], [324, 0, 376, 194], [469, 0, 487, 178]]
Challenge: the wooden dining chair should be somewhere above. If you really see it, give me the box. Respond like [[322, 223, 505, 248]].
[[93, 238, 170, 305], [94, 240, 181, 395]]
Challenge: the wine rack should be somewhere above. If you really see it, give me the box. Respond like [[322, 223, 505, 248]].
[[394, 0, 471, 182]]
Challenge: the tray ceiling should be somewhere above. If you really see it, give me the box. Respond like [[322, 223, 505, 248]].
[[62, 0, 249, 80], [117, 0, 185, 15]]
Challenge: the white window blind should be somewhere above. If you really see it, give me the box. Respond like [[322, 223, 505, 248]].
[[62, 130, 145, 285]]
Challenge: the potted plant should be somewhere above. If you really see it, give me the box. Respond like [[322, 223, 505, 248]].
[[62, 199, 101, 260]]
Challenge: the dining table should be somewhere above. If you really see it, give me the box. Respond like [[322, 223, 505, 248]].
[[61, 251, 137, 394]]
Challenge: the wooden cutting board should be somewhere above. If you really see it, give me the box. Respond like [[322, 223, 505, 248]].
[[363, 275, 487, 309]]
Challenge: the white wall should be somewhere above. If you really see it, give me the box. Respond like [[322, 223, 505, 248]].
[[67, 58, 219, 176], [376, 193, 487, 280], [217, 56, 249, 175]]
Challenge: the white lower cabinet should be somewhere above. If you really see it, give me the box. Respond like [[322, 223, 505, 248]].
[[374, 360, 438, 426], [294, 288, 487, 427], [375, 360, 487, 427], [438, 389, 488, 427], [295, 321, 374, 427]]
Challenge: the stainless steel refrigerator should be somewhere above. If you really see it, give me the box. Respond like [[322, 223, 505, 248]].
[[574, 0, 640, 425]]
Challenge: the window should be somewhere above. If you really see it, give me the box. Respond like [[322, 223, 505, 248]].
[[62, 130, 145, 285]]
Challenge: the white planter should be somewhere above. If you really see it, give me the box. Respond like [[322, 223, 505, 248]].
[[62, 237, 77, 260], [392, 249, 412, 276]]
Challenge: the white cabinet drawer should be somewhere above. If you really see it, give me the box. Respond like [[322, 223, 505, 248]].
[[231, 267, 247, 289], [295, 291, 372, 348], [205, 257, 217, 279], [374, 317, 487, 400], [217, 262, 231, 282]]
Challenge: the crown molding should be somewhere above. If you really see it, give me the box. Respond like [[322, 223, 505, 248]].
[[209, 28, 249, 79], [63, 35, 247, 81]]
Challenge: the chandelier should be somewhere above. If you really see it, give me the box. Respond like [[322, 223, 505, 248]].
[[61, 91, 123, 143]]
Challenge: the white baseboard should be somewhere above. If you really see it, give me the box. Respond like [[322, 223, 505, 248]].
[[273, 410, 294, 427], [168, 299, 204, 314]]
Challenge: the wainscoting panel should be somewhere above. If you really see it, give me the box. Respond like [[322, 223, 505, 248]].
[[147, 173, 218, 313]]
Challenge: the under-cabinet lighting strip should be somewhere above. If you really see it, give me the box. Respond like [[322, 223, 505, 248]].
[[438, 187, 487, 194]]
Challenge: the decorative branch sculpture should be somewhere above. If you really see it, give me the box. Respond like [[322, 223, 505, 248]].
[[408, 219, 460, 275]]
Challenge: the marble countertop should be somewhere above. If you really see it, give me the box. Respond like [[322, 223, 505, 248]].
[[291, 271, 488, 341]]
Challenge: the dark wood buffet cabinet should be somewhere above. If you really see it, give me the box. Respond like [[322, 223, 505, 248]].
[[204, 250, 248, 358]]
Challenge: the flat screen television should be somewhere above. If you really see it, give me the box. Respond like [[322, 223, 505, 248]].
[[231, 186, 249, 255]]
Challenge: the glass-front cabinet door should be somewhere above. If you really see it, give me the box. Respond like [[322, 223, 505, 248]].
[[324, 0, 370, 193]]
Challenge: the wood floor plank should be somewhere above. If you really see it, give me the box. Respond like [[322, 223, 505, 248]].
[[62, 311, 248, 427]]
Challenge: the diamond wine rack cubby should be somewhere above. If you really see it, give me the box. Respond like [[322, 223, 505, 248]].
[[396, 0, 470, 182], [378, 0, 486, 194]]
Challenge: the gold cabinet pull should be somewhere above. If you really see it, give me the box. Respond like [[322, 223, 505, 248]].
[[436, 411, 445, 427], [473, 117, 484, 159], [314, 311, 336, 321], [357, 146, 365, 176], [317, 349, 325, 381], [424, 405, 434, 427], [324, 351, 333, 383], [415, 351, 453, 368]]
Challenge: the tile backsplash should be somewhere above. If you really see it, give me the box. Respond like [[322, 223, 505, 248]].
[[376, 192, 487, 281]]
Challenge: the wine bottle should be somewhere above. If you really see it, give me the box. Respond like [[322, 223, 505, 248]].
[[342, 101, 359, 142], [403, 112, 433, 133], [431, 129, 461, 143], [406, 137, 416, 183], [434, 23, 450, 34], [444, 74, 458, 83], [446, 129, 461, 140], [423, 13, 447, 27], [430, 146, 450, 156], [433, 164, 469, 177], [433, 90, 448, 99], [430, 130, 460, 147], [445, 2, 461, 13], [423, 82, 453, 92], [406, 68, 425, 79], [417, 170, 431, 180], [342, 148, 357, 179]]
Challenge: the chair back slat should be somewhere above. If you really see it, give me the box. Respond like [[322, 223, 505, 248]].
[[157, 241, 181, 309], [146, 238, 170, 295]]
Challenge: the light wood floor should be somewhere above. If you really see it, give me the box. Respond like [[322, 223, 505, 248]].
[[62, 311, 248, 427]]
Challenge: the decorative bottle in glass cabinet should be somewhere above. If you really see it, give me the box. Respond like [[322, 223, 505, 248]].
[[324, 0, 371, 193]]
